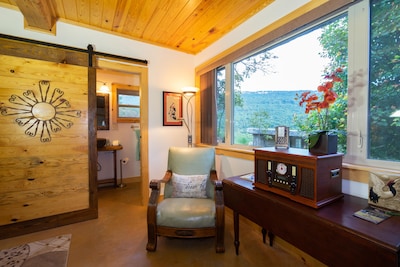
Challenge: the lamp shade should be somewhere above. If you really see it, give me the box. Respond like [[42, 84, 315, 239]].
[[182, 86, 198, 95], [99, 83, 109, 93], [97, 81, 110, 93]]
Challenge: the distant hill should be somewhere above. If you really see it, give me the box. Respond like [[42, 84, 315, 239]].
[[234, 90, 309, 130]]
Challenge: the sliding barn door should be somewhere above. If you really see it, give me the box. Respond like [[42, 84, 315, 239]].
[[0, 36, 97, 238]]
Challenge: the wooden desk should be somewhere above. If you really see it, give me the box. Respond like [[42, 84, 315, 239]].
[[223, 177, 400, 267], [98, 145, 123, 187]]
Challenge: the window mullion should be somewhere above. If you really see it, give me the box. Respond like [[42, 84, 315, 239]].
[[344, 0, 370, 165], [225, 64, 233, 145]]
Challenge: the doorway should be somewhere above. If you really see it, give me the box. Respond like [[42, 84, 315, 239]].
[[96, 61, 149, 205]]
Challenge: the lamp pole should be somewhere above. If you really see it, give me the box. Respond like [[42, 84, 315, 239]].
[[183, 88, 197, 147]]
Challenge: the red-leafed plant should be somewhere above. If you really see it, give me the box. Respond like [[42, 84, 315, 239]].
[[297, 67, 344, 131]]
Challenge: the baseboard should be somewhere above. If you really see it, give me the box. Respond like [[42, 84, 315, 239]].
[[124, 176, 141, 183]]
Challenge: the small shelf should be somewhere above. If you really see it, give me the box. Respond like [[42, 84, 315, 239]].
[[98, 145, 123, 187]]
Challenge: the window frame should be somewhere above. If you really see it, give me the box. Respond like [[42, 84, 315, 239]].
[[112, 83, 140, 123], [346, 0, 399, 170], [198, 0, 400, 171], [219, 13, 347, 149]]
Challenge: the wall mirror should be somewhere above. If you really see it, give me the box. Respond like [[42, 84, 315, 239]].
[[97, 93, 109, 130]]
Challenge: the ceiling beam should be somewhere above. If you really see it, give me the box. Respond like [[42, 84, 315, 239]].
[[15, 0, 57, 33]]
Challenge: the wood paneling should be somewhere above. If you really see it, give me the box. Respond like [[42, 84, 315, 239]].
[[195, 0, 360, 75], [0, 0, 274, 54], [0, 55, 89, 226], [0, 36, 97, 238], [0, 35, 89, 66], [14, 0, 57, 32]]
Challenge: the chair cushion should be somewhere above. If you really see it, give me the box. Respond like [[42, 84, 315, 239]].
[[167, 147, 215, 175], [164, 147, 216, 199], [171, 173, 208, 198], [157, 198, 215, 228]]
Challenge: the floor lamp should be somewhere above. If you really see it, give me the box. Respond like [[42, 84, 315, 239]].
[[182, 87, 197, 147]]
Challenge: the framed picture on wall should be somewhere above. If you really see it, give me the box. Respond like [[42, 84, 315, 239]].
[[163, 91, 183, 126]]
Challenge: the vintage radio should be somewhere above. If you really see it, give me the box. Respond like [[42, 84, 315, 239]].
[[254, 147, 343, 208]]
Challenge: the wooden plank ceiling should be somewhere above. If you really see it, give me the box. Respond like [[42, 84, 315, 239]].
[[0, 0, 274, 54]]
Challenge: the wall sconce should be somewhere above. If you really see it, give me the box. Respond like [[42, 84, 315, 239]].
[[182, 86, 198, 147], [97, 81, 110, 93]]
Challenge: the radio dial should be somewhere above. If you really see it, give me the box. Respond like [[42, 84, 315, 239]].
[[276, 163, 287, 175]]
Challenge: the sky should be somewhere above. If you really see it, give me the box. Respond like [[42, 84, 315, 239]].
[[241, 29, 330, 92]]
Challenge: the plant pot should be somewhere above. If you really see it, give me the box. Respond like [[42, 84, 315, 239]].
[[309, 132, 337, 154]]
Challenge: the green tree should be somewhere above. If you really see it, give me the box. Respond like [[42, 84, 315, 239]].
[[216, 68, 226, 142], [294, 15, 349, 152], [368, 0, 400, 161], [216, 51, 275, 143]]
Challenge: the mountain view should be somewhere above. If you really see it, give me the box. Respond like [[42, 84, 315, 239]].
[[234, 90, 309, 130]]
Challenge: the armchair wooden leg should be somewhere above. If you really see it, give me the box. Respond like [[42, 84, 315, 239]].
[[215, 214, 225, 253], [215, 224, 225, 253], [146, 224, 157, 252], [216, 234, 225, 253], [215, 202, 225, 253]]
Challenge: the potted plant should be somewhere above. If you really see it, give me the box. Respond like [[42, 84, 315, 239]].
[[296, 67, 344, 154]]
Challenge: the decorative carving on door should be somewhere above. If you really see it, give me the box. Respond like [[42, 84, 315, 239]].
[[0, 80, 81, 142]]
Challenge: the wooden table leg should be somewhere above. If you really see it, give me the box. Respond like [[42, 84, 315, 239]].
[[112, 150, 117, 187], [234, 211, 240, 255], [268, 231, 275, 246], [262, 228, 267, 243]]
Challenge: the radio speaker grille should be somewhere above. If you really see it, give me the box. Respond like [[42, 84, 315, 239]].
[[300, 168, 314, 199], [256, 160, 267, 184]]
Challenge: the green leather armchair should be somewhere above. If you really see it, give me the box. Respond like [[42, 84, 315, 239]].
[[146, 147, 225, 253]]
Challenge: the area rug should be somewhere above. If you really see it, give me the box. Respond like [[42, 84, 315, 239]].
[[0, 234, 71, 267]]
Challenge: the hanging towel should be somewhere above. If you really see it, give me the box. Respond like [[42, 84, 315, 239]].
[[135, 129, 141, 161]]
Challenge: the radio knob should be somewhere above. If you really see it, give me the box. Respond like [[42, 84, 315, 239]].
[[290, 181, 296, 195], [267, 171, 273, 186]]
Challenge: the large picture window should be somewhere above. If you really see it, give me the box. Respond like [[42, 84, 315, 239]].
[[217, 15, 348, 152], [209, 0, 400, 169]]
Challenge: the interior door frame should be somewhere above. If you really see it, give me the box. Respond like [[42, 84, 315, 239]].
[[95, 57, 149, 205]]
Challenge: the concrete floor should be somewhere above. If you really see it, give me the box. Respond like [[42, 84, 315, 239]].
[[0, 181, 308, 267]]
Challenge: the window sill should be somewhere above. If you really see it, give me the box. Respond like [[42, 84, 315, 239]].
[[196, 143, 254, 160], [197, 144, 400, 183]]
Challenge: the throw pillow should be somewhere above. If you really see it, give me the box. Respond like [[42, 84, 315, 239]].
[[171, 173, 208, 198]]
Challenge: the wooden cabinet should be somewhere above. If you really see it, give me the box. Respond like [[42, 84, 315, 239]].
[[223, 177, 400, 267], [254, 147, 343, 208]]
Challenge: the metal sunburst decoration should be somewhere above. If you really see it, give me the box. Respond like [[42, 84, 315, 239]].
[[0, 80, 82, 142]]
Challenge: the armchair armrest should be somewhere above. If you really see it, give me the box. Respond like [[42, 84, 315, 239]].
[[161, 170, 173, 183], [149, 170, 173, 190], [209, 170, 223, 191], [211, 170, 225, 253], [210, 170, 218, 182], [148, 170, 173, 203], [147, 170, 173, 251]]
